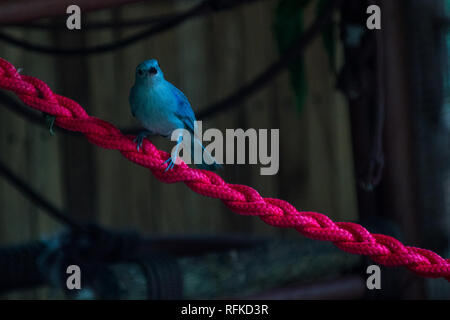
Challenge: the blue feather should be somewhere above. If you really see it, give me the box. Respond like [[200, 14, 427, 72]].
[[168, 82, 196, 133]]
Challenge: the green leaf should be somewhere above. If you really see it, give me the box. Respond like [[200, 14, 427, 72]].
[[316, 0, 336, 72]]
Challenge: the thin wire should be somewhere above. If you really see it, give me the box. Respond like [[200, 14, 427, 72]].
[[3, 13, 175, 30], [0, 91, 46, 127], [0, 0, 264, 56], [0, 158, 84, 230], [0, 0, 211, 55]]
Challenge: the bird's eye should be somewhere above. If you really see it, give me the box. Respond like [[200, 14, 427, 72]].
[[137, 69, 144, 76], [148, 67, 157, 75]]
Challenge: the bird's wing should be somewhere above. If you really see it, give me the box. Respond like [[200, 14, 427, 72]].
[[168, 82, 196, 133]]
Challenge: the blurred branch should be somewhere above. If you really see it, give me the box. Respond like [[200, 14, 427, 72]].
[[0, 0, 266, 55], [197, 0, 340, 119], [6, 12, 175, 30], [0, 0, 211, 55], [0, 0, 146, 24], [0, 157, 83, 229], [0, 234, 362, 299]]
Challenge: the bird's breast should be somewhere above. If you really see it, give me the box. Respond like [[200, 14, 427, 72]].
[[130, 83, 179, 136]]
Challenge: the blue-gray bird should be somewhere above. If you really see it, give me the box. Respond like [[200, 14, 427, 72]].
[[129, 59, 220, 171]]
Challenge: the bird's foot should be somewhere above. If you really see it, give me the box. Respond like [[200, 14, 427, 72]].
[[133, 130, 151, 152], [163, 157, 177, 172], [162, 135, 183, 172], [44, 113, 55, 136]]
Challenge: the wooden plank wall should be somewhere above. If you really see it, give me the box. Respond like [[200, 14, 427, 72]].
[[0, 0, 357, 298]]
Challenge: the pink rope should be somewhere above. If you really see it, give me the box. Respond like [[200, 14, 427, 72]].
[[1, 57, 449, 281]]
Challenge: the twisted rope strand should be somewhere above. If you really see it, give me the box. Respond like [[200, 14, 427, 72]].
[[0, 57, 449, 281]]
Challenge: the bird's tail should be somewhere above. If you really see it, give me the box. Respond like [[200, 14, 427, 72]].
[[190, 137, 221, 171]]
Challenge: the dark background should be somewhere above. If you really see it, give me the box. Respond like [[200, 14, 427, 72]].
[[0, 0, 448, 299]]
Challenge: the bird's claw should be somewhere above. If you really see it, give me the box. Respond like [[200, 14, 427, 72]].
[[44, 113, 55, 136], [133, 136, 143, 152], [163, 157, 176, 172], [133, 131, 150, 152]]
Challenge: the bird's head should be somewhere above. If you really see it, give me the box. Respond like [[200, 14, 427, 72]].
[[135, 59, 164, 84]]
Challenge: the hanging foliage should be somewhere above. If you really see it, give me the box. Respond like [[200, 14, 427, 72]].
[[317, 0, 337, 72], [274, 0, 311, 113], [274, 0, 336, 112]]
